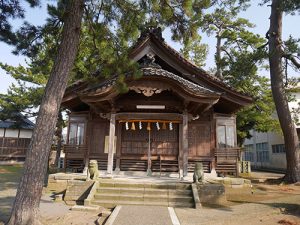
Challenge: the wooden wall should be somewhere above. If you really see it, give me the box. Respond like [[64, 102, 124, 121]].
[[120, 122, 179, 156], [188, 113, 215, 158], [88, 118, 109, 157], [0, 128, 32, 159]]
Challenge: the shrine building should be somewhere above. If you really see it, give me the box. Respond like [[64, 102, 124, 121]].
[[61, 27, 252, 177]]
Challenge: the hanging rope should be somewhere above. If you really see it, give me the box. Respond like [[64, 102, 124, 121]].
[[119, 119, 180, 123]]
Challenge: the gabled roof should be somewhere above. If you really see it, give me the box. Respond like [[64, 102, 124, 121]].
[[0, 112, 35, 129], [62, 27, 252, 113], [129, 27, 252, 105]]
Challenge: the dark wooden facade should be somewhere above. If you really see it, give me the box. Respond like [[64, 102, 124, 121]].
[[62, 28, 252, 176]]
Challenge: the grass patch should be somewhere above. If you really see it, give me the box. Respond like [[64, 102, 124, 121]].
[[0, 165, 23, 185]]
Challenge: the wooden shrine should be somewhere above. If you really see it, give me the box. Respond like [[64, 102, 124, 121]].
[[61, 27, 252, 177]]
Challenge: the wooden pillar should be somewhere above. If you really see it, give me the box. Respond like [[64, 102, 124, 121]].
[[147, 129, 152, 176], [182, 111, 189, 177], [178, 123, 183, 179], [115, 122, 122, 172], [83, 120, 91, 174], [107, 113, 116, 175]]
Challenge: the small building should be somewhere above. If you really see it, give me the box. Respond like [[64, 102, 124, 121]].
[[62, 27, 252, 177], [0, 113, 34, 161]]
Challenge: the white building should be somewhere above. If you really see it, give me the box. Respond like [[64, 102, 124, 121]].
[[243, 88, 300, 171]]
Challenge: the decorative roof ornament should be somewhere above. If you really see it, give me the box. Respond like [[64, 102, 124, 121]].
[[140, 53, 161, 69], [138, 26, 164, 42]]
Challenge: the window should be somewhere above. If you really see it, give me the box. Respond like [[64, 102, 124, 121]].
[[256, 142, 269, 162], [243, 144, 254, 161], [217, 117, 236, 148], [244, 152, 254, 162], [256, 142, 268, 151], [68, 122, 85, 145], [272, 144, 285, 153], [244, 144, 254, 152]]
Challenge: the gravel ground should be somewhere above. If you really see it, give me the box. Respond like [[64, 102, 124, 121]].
[[112, 205, 173, 225], [176, 195, 300, 225], [1, 166, 299, 225]]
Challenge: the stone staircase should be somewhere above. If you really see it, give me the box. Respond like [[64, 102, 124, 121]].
[[90, 181, 195, 209]]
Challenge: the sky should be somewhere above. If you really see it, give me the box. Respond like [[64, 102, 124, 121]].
[[0, 0, 300, 94]]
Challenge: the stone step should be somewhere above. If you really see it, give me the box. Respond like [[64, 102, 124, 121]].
[[95, 194, 144, 201], [96, 187, 192, 196], [93, 182, 194, 208], [98, 182, 191, 190], [94, 193, 193, 202], [91, 199, 194, 209], [144, 195, 193, 203], [97, 187, 144, 194]]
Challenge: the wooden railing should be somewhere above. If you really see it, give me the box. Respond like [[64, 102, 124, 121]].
[[64, 144, 87, 158], [215, 148, 240, 162], [215, 148, 240, 176]]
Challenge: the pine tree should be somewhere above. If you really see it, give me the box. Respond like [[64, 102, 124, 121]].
[[7, 1, 84, 224], [198, 2, 279, 144], [265, 0, 300, 183]]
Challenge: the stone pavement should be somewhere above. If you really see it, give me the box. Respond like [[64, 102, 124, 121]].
[[108, 205, 179, 225]]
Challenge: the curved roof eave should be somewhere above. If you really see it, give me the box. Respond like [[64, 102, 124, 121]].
[[129, 33, 253, 106]]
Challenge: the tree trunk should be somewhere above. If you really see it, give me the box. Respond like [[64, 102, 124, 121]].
[[7, 1, 84, 224], [268, 0, 300, 183], [215, 34, 222, 78], [54, 111, 64, 168]]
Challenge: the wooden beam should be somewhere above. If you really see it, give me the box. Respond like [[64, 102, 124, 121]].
[[107, 113, 116, 175], [116, 112, 183, 121]]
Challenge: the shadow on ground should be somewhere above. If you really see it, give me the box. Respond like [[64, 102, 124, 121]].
[[0, 196, 15, 223], [0, 165, 23, 224]]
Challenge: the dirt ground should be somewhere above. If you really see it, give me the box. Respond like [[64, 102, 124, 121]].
[[0, 166, 299, 225]]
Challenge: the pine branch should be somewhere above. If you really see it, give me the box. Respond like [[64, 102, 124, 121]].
[[283, 53, 300, 69]]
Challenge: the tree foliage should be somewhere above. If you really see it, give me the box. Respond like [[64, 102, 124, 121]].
[[197, 2, 279, 144], [1, 0, 213, 119]]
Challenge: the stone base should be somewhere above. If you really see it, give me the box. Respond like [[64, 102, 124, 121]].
[[197, 183, 226, 205], [146, 168, 152, 176], [64, 180, 94, 206], [71, 205, 100, 212]]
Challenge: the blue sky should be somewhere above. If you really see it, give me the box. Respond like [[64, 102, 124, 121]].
[[0, 0, 299, 94]]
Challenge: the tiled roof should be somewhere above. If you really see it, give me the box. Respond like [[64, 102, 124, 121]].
[[81, 66, 220, 96], [131, 27, 251, 98], [0, 112, 35, 129]]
